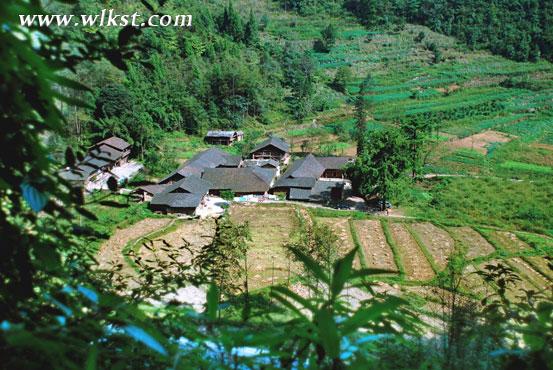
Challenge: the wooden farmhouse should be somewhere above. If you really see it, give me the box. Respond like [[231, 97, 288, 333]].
[[271, 154, 352, 202], [59, 136, 131, 187], [249, 136, 291, 164]]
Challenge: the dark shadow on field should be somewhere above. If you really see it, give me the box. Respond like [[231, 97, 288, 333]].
[[98, 200, 129, 208]]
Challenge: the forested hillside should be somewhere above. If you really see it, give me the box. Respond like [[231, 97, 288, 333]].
[[343, 0, 553, 62]]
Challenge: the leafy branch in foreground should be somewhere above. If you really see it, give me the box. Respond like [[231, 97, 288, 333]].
[[270, 246, 422, 369]]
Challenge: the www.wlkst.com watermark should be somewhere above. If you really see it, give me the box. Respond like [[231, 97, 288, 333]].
[[20, 9, 192, 28]]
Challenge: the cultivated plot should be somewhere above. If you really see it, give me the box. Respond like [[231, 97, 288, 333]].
[[97, 217, 173, 279], [316, 217, 360, 267], [138, 219, 217, 274], [389, 222, 434, 281], [448, 226, 495, 259], [352, 220, 397, 272], [410, 223, 456, 271], [230, 204, 300, 289]]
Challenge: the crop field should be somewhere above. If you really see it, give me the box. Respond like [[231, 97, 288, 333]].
[[91, 2, 552, 305], [229, 204, 300, 289], [352, 220, 398, 273], [316, 217, 360, 267], [136, 219, 217, 275], [447, 227, 495, 260], [96, 217, 173, 283], [259, 11, 553, 184], [409, 223, 455, 270], [388, 222, 434, 281]]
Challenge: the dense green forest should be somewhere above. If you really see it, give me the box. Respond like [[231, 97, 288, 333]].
[[1, 0, 552, 369]]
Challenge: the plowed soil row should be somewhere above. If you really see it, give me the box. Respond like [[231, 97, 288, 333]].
[[139, 219, 217, 274], [389, 223, 434, 281], [410, 223, 456, 270], [488, 231, 553, 281], [97, 217, 173, 279], [448, 227, 495, 259], [316, 217, 361, 267], [352, 220, 397, 272], [230, 204, 300, 289]]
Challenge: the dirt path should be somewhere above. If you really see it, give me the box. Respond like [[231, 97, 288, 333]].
[[96, 217, 172, 278]]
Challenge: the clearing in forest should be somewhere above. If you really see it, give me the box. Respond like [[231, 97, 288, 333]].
[[352, 220, 397, 272], [410, 223, 456, 271], [229, 204, 300, 289], [389, 222, 434, 281]]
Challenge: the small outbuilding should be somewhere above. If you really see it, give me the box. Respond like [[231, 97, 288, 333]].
[[204, 130, 244, 146]]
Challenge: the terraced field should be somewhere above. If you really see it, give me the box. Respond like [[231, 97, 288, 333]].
[[229, 204, 300, 289], [389, 222, 434, 281], [95, 202, 551, 300], [316, 217, 359, 266], [313, 213, 551, 300], [352, 220, 397, 272]]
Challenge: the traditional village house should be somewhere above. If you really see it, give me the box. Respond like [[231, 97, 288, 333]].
[[59, 136, 131, 187], [201, 167, 277, 196], [149, 176, 212, 215], [158, 148, 242, 185], [249, 136, 291, 164], [271, 154, 352, 202]]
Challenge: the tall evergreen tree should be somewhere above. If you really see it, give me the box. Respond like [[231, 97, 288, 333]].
[[243, 9, 260, 46], [354, 73, 373, 155], [347, 128, 411, 210], [219, 2, 244, 42]]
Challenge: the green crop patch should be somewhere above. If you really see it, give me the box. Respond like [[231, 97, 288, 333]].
[[499, 161, 553, 174]]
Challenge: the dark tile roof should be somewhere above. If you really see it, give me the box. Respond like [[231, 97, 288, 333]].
[[277, 155, 351, 185], [150, 193, 204, 209], [89, 144, 125, 162], [250, 136, 290, 154], [289, 187, 312, 200], [59, 163, 99, 182], [273, 155, 351, 200], [289, 154, 326, 178], [288, 180, 345, 202], [309, 180, 345, 201], [163, 176, 211, 194], [202, 167, 276, 193], [82, 155, 112, 169], [205, 130, 243, 138], [159, 148, 241, 184], [273, 176, 317, 189], [96, 136, 130, 151], [136, 184, 169, 195], [316, 156, 352, 170]]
